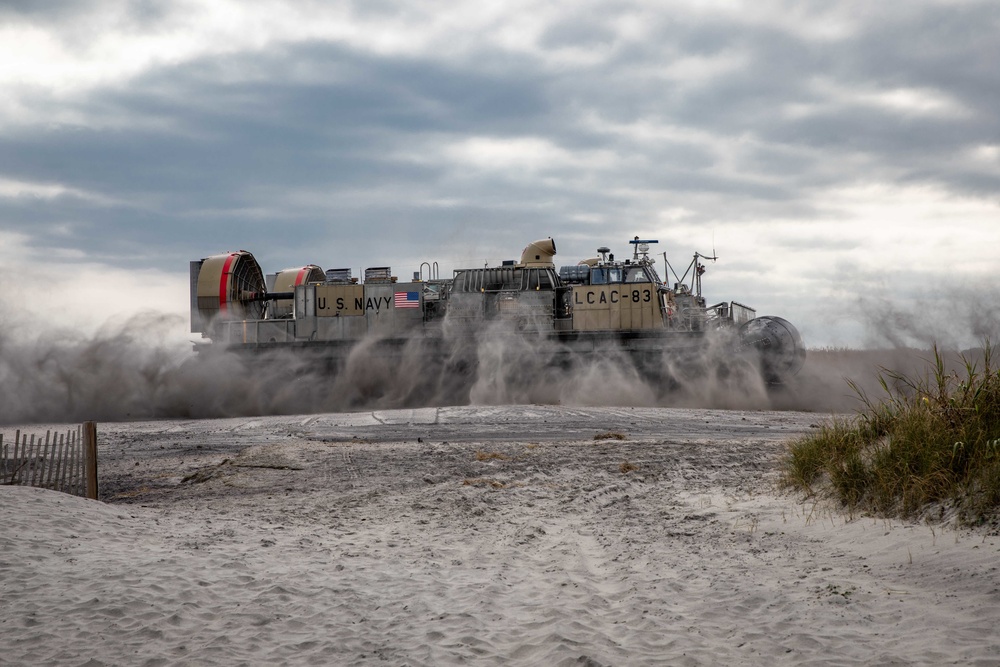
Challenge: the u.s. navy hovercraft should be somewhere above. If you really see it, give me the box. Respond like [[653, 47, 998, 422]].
[[189, 236, 805, 393]]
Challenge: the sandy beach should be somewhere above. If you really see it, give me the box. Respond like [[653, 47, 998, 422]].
[[3, 405, 1000, 666]]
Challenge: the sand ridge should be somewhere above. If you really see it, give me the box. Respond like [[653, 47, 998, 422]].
[[3, 406, 999, 665]]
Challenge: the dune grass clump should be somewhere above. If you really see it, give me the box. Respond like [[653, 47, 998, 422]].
[[619, 461, 639, 474], [475, 450, 510, 462], [784, 344, 1000, 525]]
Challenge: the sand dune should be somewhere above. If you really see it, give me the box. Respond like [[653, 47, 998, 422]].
[[3, 406, 999, 665]]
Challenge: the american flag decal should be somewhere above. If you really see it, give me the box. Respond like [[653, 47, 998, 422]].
[[394, 291, 420, 308]]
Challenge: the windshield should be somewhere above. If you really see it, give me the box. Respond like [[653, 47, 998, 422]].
[[592, 267, 623, 284], [625, 266, 651, 283]]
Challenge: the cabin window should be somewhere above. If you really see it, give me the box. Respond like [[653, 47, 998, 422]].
[[590, 266, 622, 285], [625, 267, 650, 283]]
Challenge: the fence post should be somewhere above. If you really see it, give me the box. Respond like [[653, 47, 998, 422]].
[[84, 421, 98, 501]]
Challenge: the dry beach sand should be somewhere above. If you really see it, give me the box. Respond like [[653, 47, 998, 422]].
[[3, 405, 1000, 666]]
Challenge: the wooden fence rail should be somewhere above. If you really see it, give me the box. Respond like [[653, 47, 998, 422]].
[[1, 421, 99, 500]]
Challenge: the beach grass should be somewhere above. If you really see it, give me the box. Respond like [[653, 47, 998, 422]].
[[475, 450, 510, 461], [619, 461, 639, 474], [783, 343, 1000, 525]]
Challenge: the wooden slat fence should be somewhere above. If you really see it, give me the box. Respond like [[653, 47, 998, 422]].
[[1, 421, 98, 500]]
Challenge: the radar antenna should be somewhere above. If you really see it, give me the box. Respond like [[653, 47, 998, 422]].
[[629, 236, 659, 262]]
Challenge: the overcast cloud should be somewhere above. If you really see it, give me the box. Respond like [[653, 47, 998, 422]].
[[1, 0, 998, 348]]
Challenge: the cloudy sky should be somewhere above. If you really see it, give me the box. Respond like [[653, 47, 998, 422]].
[[1, 0, 998, 349]]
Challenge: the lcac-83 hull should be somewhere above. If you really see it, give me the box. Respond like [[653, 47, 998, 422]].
[[189, 236, 806, 391]]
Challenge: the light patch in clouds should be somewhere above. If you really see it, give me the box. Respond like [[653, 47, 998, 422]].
[[0, 177, 114, 205], [971, 144, 1000, 164], [685, 182, 1000, 283], [0, 230, 32, 254], [869, 88, 968, 118], [811, 79, 970, 119], [0, 6, 199, 93], [654, 206, 698, 224], [824, 181, 1000, 247], [442, 136, 617, 174], [0, 2, 355, 109]]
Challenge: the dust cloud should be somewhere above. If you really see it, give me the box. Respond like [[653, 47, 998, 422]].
[[0, 302, 992, 424], [858, 286, 1000, 351]]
